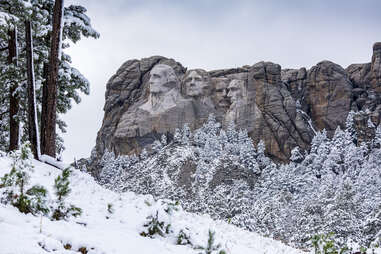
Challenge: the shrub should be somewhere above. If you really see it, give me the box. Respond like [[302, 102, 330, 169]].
[[26, 185, 50, 215], [195, 230, 226, 254], [310, 233, 368, 254], [0, 143, 50, 215], [107, 203, 114, 214], [51, 168, 82, 220], [177, 228, 192, 245], [140, 211, 171, 238]]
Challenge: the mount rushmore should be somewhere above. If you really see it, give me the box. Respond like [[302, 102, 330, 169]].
[[89, 42, 381, 172]]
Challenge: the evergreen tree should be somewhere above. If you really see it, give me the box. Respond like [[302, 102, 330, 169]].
[[0, 0, 99, 154], [181, 123, 191, 145], [345, 110, 357, 144], [0, 142, 49, 215], [99, 149, 122, 188], [173, 128, 181, 144], [52, 167, 82, 220], [290, 146, 304, 163], [195, 230, 226, 254], [140, 148, 148, 160], [373, 125, 381, 148], [160, 133, 167, 146], [226, 120, 237, 143], [152, 140, 162, 153], [218, 129, 228, 150]]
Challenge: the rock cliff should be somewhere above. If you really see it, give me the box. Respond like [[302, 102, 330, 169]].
[[90, 43, 381, 173]]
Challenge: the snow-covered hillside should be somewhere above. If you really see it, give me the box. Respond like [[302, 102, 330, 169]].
[[0, 154, 305, 254], [96, 116, 381, 249]]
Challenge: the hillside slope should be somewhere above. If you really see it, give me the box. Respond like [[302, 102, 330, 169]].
[[0, 154, 304, 254]]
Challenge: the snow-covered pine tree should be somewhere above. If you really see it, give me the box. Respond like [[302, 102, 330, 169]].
[[99, 150, 117, 183], [152, 140, 162, 153], [373, 125, 381, 148], [290, 146, 304, 163], [0, 142, 34, 211], [160, 133, 167, 146], [41, 0, 65, 157], [238, 131, 259, 173], [0, 142, 49, 215], [0, 0, 99, 154], [202, 114, 220, 137], [140, 148, 148, 160], [218, 129, 228, 150], [52, 167, 82, 220], [181, 123, 191, 145], [226, 120, 237, 143], [173, 128, 181, 144], [345, 110, 357, 144], [256, 140, 270, 170]]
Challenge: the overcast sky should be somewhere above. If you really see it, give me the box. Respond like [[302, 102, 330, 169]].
[[61, 0, 381, 161]]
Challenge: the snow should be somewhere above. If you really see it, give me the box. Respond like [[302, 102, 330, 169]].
[[39, 154, 67, 169], [27, 20, 41, 160], [0, 155, 307, 254], [297, 108, 317, 135]]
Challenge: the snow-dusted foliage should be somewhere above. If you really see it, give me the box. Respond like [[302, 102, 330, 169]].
[[0, 147, 306, 254], [0, 0, 99, 153], [252, 125, 381, 248], [97, 115, 381, 249], [0, 143, 82, 220]]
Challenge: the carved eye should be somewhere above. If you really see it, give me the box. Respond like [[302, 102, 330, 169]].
[[152, 74, 161, 78], [195, 77, 202, 82]]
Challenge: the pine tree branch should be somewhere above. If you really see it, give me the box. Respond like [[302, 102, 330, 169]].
[[0, 46, 8, 51], [0, 110, 9, 120]]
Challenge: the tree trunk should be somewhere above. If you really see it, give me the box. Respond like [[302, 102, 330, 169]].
[[8, 28, 19, 151], [25, 20, 40, 160], [41, 0, 64, 157], [40, 63, 49, 152]]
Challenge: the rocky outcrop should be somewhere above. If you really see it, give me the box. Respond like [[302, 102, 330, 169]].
[[248, 62, 312, 161], [346, 43, 381, 127], [92, 56, 186, 175], [281, 67, 307, 103], [90, 43, 381, 173], [304, 61, 353, 135]]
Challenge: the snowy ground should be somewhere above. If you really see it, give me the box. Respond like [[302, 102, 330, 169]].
[[0, 155, 375, 254], [0, 156, 307, 254]]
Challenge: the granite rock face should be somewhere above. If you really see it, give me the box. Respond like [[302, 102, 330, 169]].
[[247, 62, 313, 161], [91, 43, 381, 172], [346, 43, 381, 126], [304, 61, 353, 135]]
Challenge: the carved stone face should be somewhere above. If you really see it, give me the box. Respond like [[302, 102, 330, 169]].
[[148, 64, 176, 95], [183, 70, 209, 98], [227, 79, 245, 104], [214, 79, 230, 109]]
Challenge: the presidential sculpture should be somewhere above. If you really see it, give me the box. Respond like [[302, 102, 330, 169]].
[[139, 64, 181, 114], [99, 57, 315, 161]]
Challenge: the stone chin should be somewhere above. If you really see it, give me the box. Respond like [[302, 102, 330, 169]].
[[186, 89, 202, 98], [149, 85, 170, 94]]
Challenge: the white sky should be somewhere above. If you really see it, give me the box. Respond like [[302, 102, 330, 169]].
[[61, 0, 381, 161]]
